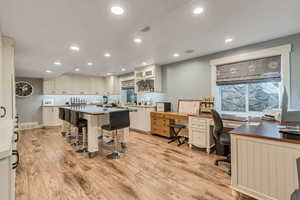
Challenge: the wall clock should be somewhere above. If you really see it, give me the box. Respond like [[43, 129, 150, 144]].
[[16, 81, 34, 97]]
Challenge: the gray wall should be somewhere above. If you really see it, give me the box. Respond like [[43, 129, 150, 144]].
[[162, 33, 300, 111], [16, 77, 43, 124]]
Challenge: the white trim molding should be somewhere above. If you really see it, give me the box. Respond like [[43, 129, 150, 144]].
[[210, 44, 292, 108]]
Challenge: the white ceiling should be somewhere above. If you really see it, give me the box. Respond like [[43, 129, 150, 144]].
[[1, 0, 300, 78]]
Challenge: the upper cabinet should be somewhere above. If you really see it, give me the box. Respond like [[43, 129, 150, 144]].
[[43, 74, 106, 95], [1, 36, 16, 120], [134, 65, 162, 93], [104, 75, 120, 95]]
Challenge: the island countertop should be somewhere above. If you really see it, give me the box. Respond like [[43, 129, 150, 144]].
[[62, 105, 136, 115], [230, 119, 300, 145]]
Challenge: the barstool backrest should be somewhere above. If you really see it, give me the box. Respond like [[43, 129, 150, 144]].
[[59, 108, 65, 120], [70, 110, 79, 126], [109, 110, 130, 130], [65, 109, 71, 123]]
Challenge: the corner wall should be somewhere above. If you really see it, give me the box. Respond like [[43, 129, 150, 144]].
[[15, 77, 43, 124]]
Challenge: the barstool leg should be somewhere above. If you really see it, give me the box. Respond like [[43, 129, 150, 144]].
[[76, 127, 88, 153], [107, 130, 124, 159]]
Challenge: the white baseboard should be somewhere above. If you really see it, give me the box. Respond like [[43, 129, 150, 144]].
[[19, 122, 44, 130]]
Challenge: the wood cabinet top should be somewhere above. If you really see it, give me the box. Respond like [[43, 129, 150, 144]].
[[230, 120, 300, 145]]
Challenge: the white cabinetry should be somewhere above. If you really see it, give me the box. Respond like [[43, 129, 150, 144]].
[[188, 116, 213, 153], [129, 107, 156, 132], [104, 76, 120, 95], [0, 33, 17, 200], [43, 75, 105, 95], [1, 36, 15, 120], [43, 79, 56, 94], [42, 107, 62, 126], [188, 116, 246, 153], [134, 65, 162, 93]]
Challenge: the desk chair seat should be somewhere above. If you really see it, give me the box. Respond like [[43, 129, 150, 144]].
[[211, 109, 231, 175], [101, 110, 130, 159], [168, 124, 187, 146]]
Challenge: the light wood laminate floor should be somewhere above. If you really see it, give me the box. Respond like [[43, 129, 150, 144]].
[[16, 128, 254, 200]]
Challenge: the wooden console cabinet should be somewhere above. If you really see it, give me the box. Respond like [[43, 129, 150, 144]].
[[151, 112, 188, 138]]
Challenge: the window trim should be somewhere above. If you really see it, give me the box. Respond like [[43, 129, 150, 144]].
[[210, 44, 291, 114]]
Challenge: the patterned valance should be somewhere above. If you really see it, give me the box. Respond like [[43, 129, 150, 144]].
[[216, 56, 281, 85]]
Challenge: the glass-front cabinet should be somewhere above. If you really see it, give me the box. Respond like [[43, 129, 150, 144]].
[[134, 65, 161, 93]]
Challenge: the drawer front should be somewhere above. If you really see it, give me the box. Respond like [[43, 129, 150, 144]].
[[151, 127, 171, 137], [190, 117, 207, 124], [151, 113, 165, 119], [189, 128, 207, 147]]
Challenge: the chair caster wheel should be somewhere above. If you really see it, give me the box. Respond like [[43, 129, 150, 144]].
[[214, 161, 219, 166], [88, 152, 96, 158]]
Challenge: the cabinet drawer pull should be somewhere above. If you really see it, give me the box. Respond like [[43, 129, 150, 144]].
[[0, 106, 7, 118], [14, 131, 19, 142], [12, 150, 19, 169]]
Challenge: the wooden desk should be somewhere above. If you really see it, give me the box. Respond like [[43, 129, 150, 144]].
[[151, 112, 188, 138]]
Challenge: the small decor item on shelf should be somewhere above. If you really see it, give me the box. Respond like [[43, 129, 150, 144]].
[[16, 81, 34, 98], [200, 96, 214, 113]]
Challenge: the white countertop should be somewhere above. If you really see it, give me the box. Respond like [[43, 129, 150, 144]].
[[0, 119, 14, 159]]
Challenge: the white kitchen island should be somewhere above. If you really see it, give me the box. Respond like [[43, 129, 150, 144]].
[[64, 105, 134, 158]]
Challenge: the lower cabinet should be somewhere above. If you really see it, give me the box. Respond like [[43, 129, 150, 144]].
[[129, 107, 156, 132], [0, 156, 12, 200], [150, 112, 172, 138], [0, 119, 17, 200], [188, 116, 214, 153], [42, 107, 62, 127]]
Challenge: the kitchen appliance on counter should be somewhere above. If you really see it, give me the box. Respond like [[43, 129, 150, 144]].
[[43, 98, 54, 106], [103, 96, 108, 104], [156, 102, 171, 112]]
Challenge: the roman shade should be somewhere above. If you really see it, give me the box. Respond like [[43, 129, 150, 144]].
[[216, 56, 281, 85]]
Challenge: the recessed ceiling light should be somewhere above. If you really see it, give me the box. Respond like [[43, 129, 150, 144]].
[[104, 53, 111, 57], [134, 38, 142, 43], [87, 62, 93, 66], [111, 6, 124, 15], [225, 38, 233, 43], [69, 45, 80, 51], [46, 70, 52, 73], [75, 68, 80, 72], [193, 7, 204, 15], [142, 62, 147, 66], [53, 61, 62, 66], [173, 53, 180, 57], [121, 68, 126, 72]]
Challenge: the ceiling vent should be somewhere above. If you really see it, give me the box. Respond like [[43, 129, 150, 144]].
[[140, 26, 151, 33], [185, 49, 195, 54]]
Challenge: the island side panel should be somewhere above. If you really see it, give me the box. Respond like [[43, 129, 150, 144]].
[[231, 134, 300, 200]]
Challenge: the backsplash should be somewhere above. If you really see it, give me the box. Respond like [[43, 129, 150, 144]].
[[137, 93, 167, 105], [43, 93, 167, 106], [43, 95, 104, 105]]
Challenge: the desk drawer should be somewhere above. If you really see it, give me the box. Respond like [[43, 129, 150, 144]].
[[151, 113, 165, 119], [189, 117, 207, 124]]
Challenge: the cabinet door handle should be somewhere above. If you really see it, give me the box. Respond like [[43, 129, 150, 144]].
[[12, 150, 19, 169], [14, 131, 19, 143], [0, 106, 6, 118]]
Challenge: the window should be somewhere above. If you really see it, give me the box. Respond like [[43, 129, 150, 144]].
[[219, 81, 281, 113]]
